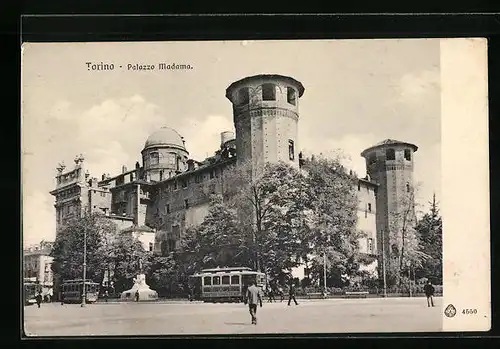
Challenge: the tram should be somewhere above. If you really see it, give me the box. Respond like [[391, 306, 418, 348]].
[[189, 267, 266, 303], [61, 279, 100, 304], [23, 282, 41, 306]]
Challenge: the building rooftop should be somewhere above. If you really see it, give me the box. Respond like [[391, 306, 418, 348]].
[[225, 74, 305, 99], [360, 139, 418, 157], [143, 126, 187, 151]]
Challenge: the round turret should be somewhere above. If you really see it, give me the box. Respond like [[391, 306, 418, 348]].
[[142, 126, 189, 181], [225, 74, 305, 170]]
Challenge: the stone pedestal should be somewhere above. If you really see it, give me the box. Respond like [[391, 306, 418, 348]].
[[120, 274, 158, 302]]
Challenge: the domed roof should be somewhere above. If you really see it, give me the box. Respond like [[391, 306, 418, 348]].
[[144, 126, 186, 150]]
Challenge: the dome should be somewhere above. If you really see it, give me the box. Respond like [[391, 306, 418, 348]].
[[144, 126, 186, 150]]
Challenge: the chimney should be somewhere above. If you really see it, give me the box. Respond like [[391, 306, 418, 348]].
[[187, 159, 195, 171], [122, 165, 127, 173], [220, 131, 235, 146], [102, 173, 106, 181]]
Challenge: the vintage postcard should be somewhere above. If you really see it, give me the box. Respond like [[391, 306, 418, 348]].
[[21, 38, 490, 336]]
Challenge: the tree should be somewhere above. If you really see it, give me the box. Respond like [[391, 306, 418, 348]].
[[177, 194, 251, 272], [386, 183, 430, 287], [225, 160, 311, 281], [51, 212, 117, 284], [415, 194, 443, 284], [301, 154, 362, 287], [51, 212, 151, 293], [110, 232, 150, 293]]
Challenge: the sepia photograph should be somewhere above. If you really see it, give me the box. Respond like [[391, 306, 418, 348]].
[[21, 38, 490, 336]]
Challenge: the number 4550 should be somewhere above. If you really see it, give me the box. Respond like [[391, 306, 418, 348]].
[[462, 309, 478, 315]]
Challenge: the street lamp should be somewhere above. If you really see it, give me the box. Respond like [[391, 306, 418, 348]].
[[81, 227, 87, 307], [381, 230, 387, 298], [323, 235, 330, 295], [406, 260, 412, 298]]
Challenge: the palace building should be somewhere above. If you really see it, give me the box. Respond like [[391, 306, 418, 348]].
[[50, 74, 417, 275]]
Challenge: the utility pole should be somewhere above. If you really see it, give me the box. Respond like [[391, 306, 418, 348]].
[[408, 261, 412, 298], [81, 227, 87, 307], [323, 250, 327, 292], [381, 230, 387, 298]]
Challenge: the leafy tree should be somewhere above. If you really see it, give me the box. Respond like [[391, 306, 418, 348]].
[[51, 212, 152, 293], [301, 154, 362, 287], [51, 212, 117, 284], [110, 232, 150, 293], [177, 194, 251, 272], [386, 183, 430, 287], [225, 160, 311, 281], [415, 194, 443, 284]]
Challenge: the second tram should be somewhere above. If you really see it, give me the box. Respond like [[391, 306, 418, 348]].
[[61, 279, 100, 303], [189, 267, 266, 303]]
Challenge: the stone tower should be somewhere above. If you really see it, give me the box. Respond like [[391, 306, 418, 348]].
[[225, 74, 305, 175], [361, 139, 418, 267]]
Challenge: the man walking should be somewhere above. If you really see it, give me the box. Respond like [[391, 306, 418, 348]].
[[287, 282, 298, 306], [424, 280, 435, 307], [35, 292, 43, 308], [245, 280, 263, 325]]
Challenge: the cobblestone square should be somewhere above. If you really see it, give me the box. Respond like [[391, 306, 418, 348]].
[[23, 297, 443, 336]]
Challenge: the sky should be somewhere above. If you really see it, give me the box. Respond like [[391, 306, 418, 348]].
[[21, 39, 441, 246]]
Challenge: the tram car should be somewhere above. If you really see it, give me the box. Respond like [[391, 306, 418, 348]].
[[23, 282, 41, 306], [189, 267, 266, 303], [61, 279, 100, 304]]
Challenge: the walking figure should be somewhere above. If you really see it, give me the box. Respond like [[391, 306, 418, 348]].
[[104, 290, 109, 303], [245, 280, 263, 325], [59, 288, 64, 305], [135, 290, 140, 302], [287, 283, 298, 306], [35, 292, 43, 308], [424, 280, 435, 307], [278, 287, 284, 302], [267, 287, 275, 303]]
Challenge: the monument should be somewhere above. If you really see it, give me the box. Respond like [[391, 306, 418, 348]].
[[120, 259, 159, 302]]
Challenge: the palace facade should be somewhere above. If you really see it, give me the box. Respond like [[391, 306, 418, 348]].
[[50, 74, 417, 275]]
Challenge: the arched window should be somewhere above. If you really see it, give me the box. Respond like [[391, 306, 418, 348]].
[[386, 148, 395, 160], [262, 83, 276, 101], [404, 149, 412, 161], [287, 87, 296, 105], [150, 152, 159, 165]]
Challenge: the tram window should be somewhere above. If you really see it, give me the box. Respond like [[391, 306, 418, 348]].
[[222, 276, 230, 285], [213, 276, 221, 285], [231, 275, 240, 285], [203, 276, 212, 286]]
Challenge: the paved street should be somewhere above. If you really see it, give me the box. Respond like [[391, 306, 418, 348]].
[[24, 297, 443, 336]]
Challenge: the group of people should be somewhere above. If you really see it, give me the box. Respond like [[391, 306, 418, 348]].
[[244, 279, 437, 325]]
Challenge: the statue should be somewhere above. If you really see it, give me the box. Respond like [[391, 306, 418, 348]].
[[120, 257, 157, 302], [56, 161, 66, 174]]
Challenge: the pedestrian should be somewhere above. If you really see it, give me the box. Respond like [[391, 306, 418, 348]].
[[59, 288, 64, 305], [267, 287, 275, 303], [424, 280, 435, 307], [35, 292, 43, 308], [278, 286, 284, 302], [135, 290, 140, 302], [104, 290, 109, 303], [287, 282, 298, 306], [245, 280, 263, 325]]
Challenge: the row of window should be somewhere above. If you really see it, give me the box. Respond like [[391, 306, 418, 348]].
[[235, 84, 297, 106], [149, 152, 180, 167], [57, 169, 81, 184], [203, 275, 240, 286], [56, 186, 81, 201], [368, 148, 412, 164]]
